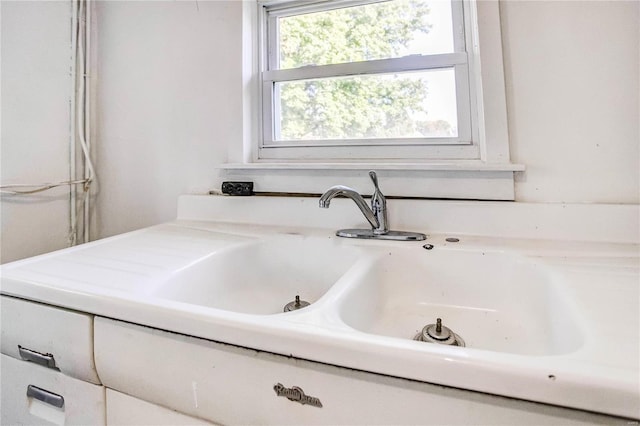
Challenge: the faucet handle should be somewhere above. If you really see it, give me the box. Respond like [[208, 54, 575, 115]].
[[369, 171, 381, 192], [368, 171, 388, 233]]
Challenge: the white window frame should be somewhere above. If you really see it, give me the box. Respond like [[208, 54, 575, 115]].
[[260, 0, 477, 160], [222, 0, 524, 200]]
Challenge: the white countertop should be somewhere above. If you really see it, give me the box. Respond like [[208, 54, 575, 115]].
[[1, 196, 639, 419]]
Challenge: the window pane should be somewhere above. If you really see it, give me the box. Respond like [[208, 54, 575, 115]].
[[275, 69, 458, 141], [278, 0, 454, 70]]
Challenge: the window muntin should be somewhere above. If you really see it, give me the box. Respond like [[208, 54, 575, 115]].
[[260, 0, 475, 159]]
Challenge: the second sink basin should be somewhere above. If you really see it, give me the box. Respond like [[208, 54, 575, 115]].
[[153, 235, 360, 315], [336, 247, 583, 356]]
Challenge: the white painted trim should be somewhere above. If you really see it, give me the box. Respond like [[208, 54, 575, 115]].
[[242, 0, 261, 164], [263, 136, 472, 147], [454, 63, 472, 142], [259, 0, 474, 156], [263, 53, 468, 81], [473, 0, 511, 162], [219, 162, 525, 172], [262, 0, 391, 16], [257, 143, 481, 160], [234, 0, 516, 200]]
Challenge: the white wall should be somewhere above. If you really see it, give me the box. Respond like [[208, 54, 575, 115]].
[[501, 0, 639, 204], [94, 0, 639, 241], [94, 0, 242, 238], [1, 1, 73, 263], [3, 0, 637, 252]]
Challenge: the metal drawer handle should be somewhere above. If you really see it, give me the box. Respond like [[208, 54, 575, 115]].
[[26, 385, 65, 408], [18, 346, 57, 369]]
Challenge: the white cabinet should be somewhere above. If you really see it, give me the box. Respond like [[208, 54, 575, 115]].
[[106, 389, 215, 425], [1, 354, 105, 425], [0, 295, 105, 425], [94, 317, 623, 425], [0, 296, 630, 425]]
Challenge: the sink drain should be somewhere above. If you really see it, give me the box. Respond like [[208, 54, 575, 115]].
[[284, 295, 310, 312], [414, 318, 465, 347]]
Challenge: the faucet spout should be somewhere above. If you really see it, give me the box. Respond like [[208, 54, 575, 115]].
[[318, 185, 379, 229], [319, 171, 426, 241]]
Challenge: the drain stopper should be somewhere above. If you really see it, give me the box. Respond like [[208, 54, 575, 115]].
[[284, 295, 310, 312], [414, 318, 465, 347], [426, 318, 452, 341]]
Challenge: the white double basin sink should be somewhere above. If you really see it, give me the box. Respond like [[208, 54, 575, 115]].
[[2, 220, 639, 419], [154, 232, 580, 357]]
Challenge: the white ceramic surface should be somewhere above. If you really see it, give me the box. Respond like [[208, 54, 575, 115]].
[[1, 197, 638, 420], [335, 247, 583, 356], [153, 235, 362, 315]]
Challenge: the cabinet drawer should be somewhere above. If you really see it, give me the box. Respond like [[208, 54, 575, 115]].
[[1, 295, 100, 383], [94, 317, 620, 425], [1, 354, 105, 425]]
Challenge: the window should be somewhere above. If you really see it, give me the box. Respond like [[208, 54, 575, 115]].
[[259, 0, 476, 160], [225, 0, 522, 200]]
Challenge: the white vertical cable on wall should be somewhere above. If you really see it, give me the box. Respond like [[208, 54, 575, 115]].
[[69, 0, 78, 246], [75, 0, 94, 243], [83, 0, 92, 243], [1, 0, 96, 246], [70, 0, 95, 244]]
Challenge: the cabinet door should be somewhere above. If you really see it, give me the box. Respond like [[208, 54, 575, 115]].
[[95, 317, 621, 425], [107, 389, 215, 425], [1, 354, 105, 425]]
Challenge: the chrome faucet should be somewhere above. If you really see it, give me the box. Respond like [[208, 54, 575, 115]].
[[319, 171, 425, 241], [319, 171, 387, 234]]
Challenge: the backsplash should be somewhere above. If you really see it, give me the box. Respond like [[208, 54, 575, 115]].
[[177, 195, 640, 244]]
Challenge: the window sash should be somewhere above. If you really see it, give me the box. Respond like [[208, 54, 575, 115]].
[[259, 0, 474, 157], [264, 0, 467, 69], [263, 53, 468, 82]]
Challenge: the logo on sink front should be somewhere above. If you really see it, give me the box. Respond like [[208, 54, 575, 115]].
[[273, 383, 323, 408]]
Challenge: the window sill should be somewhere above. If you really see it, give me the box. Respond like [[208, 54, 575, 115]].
[[218, 162, 524, 172], [216, 162, 524, 201]]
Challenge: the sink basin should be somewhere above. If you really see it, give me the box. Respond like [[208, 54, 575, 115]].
[[336, 247, 583, 355], [153, 236, 360, 315]]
